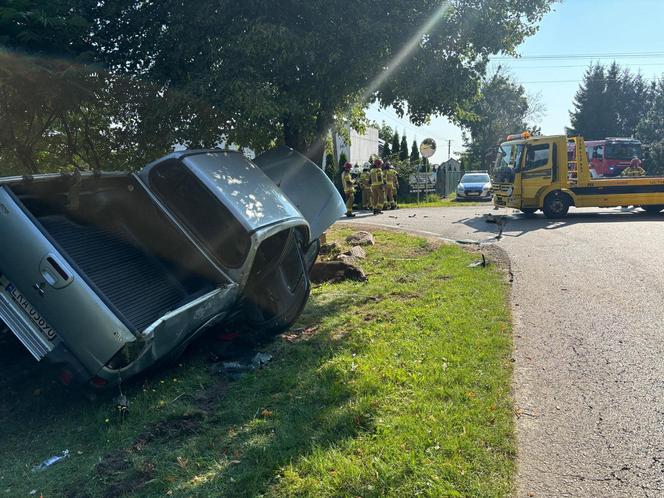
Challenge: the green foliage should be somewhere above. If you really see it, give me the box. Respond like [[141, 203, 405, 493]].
[[1, 0, 555, 172], [569, 63, 652, 139], [390, 130, 400, 158], [410, 139, 420, 163], [381, 141, 391, 158], [399, 133, 409, 161], [459, 70, 536, 171], [0, 0, 93, 58]]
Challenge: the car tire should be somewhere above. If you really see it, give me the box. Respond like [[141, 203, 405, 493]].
[[542, 191, 571, 219], [520, 208, 537, 215]]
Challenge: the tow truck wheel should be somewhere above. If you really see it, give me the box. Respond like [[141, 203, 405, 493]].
[[520, 208, 537, 215], [542, 191, 570, 219], [642, 205, 664, 214]]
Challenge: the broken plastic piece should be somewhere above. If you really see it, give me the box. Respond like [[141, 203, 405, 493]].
[[251, 352, 273, 368], [32, 450, 69, 472]]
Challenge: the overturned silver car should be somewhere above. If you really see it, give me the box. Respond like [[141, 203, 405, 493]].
[[0, 147, 345, 386]]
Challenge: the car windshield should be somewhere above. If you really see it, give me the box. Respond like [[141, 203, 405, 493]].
[[462, 174, 490, 183], [605, 143, 641, 160]]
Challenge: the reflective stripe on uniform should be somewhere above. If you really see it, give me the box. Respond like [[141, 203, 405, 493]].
[[370, 168, 383, 186]]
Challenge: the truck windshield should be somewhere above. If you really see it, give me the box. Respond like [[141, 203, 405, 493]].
[[605, 143, 641, 160], [493, 142, 524, 182]]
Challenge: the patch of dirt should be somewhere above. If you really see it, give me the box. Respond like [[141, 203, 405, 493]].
[[389, 291, 420, 300], [93, 451, 155, 498], [131, 413, 203, 451], [193, 380, 229, 414], [96, 451, 131, 477], [413, 240, 444, 255], [101, 469, 153, 498]]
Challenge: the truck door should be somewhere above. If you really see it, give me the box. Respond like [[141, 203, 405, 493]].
[[520, 142, 553, 206]]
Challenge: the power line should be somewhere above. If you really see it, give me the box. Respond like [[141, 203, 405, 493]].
[[504, 62, 664, 70], [493, 51, 664, 61]]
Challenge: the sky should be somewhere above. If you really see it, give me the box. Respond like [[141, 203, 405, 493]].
[[366, 0, 664, 164]]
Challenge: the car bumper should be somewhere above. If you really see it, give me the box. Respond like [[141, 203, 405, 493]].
[[457, 191, 492, 200]]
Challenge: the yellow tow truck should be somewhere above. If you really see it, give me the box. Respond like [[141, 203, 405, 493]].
[[491, 133, 664, 218]]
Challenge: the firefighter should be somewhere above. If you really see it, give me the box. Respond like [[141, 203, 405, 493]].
[[360, 163, 372, 210], [621, 157, 646, 177], [384, 161, 399, 209], [341, 162, 356, 217], [370, 159, 384, 215]]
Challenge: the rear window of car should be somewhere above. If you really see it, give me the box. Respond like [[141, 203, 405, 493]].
[[149, 160, 251, 269]]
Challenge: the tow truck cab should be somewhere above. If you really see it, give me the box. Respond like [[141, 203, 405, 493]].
[[491, 134, 664, 218]]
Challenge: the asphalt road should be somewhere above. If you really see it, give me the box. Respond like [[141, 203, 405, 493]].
[[341, 204, 664, 497]]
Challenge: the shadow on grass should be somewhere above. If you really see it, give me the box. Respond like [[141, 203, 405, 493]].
[[0, 287, 371, 498]]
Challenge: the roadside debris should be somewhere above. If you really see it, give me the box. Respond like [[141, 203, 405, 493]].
[[114, 393, 129, 420], [32, 450, 69, 472], [281, 325, 320, 343], [251, 352, 272, 368], [408, 214, 417, 218], [468, 253, 487, 268], [346, 231, 375, 246], [310, 261, 368, 284], [211, 352, 273, 381]]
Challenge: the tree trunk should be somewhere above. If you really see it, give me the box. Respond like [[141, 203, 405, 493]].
[[283, 114, 328, 167]]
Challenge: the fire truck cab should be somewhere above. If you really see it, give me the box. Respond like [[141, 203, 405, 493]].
[[491, 133, 664, 218]]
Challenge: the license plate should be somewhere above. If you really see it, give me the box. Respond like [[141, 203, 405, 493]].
[[467, 192, 480, 196], [2, 280, 57, 341]]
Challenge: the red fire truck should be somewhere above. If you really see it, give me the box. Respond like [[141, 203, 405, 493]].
[[567, 137, 642, 177]]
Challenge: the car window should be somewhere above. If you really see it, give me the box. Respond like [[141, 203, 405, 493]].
[[524, 144, 550, 170], [462, 174, 490, 183], [149, 160, 252, 269]]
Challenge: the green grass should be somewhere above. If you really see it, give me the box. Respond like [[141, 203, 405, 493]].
[[0, 228, 514, 497], [399, 193, 489, 207]]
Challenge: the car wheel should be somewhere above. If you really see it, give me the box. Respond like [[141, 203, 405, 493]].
[[542, 191, 571, 219]]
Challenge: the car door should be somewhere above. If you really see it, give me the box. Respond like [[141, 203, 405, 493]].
[[0, 186, 135, 372], [520, 142, 553, 206], [253, 146, 346, 242]]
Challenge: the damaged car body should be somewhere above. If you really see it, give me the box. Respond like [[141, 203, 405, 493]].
[[0, 147, 345, 386]]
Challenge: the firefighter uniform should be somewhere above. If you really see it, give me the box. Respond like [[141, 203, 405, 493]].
[[360, 167, 372, 209], [341, 166, 356, 217], [621, 166, 646, 176], [622, 157, 646, 177], [370, 162, 384, 214], [385, 166, 399, 209]]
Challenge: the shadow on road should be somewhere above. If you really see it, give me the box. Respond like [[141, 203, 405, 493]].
[[456, 208, 664, 239]]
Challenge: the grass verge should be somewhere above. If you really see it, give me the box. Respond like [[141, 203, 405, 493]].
[[399, 193, 489, 208], [0, 228, 514, 497]]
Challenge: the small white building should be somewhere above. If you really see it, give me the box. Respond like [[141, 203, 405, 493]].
[[332, 126, 380, 169]]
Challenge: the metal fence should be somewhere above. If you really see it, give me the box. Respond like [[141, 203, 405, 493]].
[[435, 162, 462, 197]]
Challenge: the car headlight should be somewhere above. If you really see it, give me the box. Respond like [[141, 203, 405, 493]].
[[457, 184, 464, 191]]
